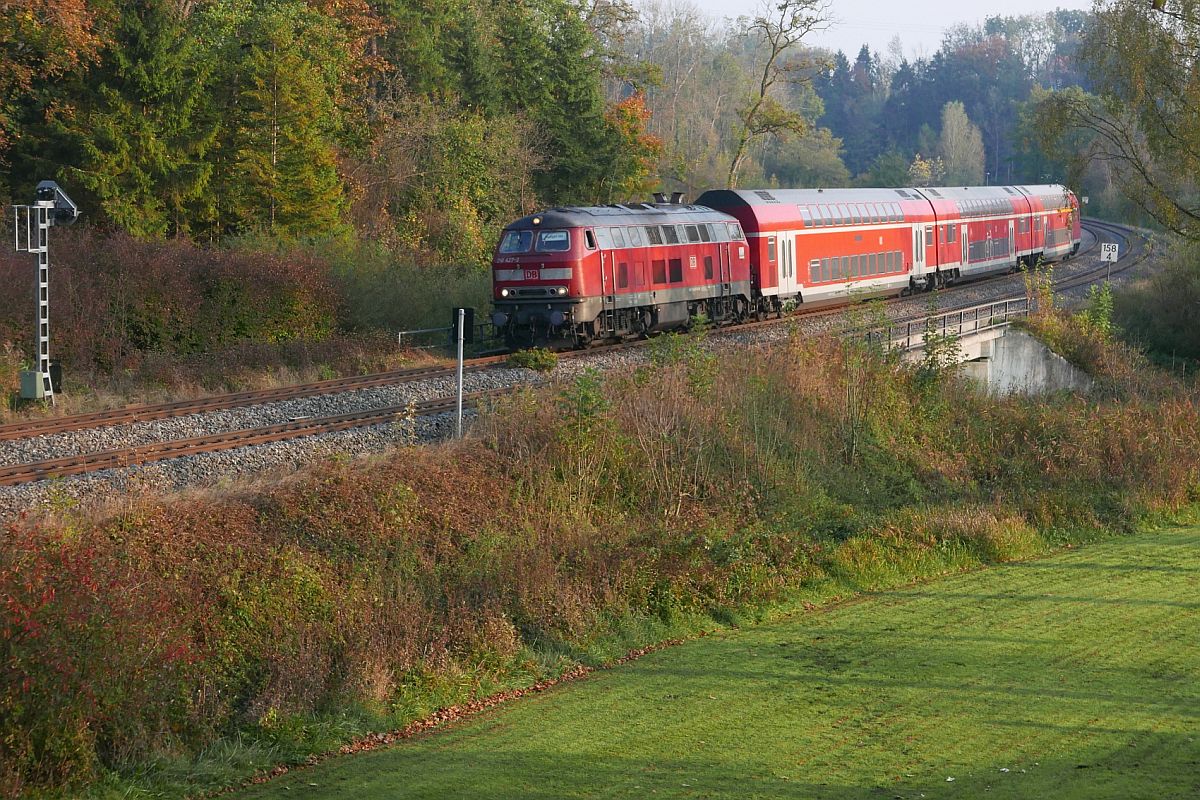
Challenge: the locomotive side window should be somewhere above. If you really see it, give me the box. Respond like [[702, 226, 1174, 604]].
[[662, 225, 680, 245], [628, 226, 644, 246], [727, 223, 745, 241], [585, 230, 597, 249], [537, 230, 571, 252], [595, 228, 613, 249], [767, 237, 777, 262], [652, 259, 667, 283], [618, 262, 629, 288], [669, 258, 683, 283], [697, 224, 711, 242], [704, 256, 714, 279], [610, 227, 627, 248], [499, 230, 533, 253], [685, 225, 701, 243], [645, 226, 663, 245]]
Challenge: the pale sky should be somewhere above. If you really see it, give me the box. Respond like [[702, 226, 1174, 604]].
[[682, 0, 1096, 59]]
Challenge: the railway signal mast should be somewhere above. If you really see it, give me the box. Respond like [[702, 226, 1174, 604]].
[[12, 181, 78, 404]]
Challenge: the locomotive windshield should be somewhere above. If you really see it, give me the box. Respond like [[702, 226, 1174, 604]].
[[536, 230, 571, 252], [499, 230, 533, 253]]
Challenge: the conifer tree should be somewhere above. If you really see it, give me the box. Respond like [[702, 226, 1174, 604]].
[[221, 5, 348, 239], [64, 0, 216, 237]]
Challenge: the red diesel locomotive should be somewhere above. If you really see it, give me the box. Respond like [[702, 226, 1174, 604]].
[[491, 184, 1081, 346], [490, 201, 753, 346]]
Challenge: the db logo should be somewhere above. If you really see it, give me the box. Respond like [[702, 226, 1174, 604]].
[[524, 269, 540, 280]]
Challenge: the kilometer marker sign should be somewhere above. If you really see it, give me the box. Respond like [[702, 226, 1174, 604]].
[[1100, 243, 1119, 262]]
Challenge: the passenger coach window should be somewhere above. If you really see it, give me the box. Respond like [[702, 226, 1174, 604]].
[[925, 226, 934, 247], [537, 230, 571, 252], [499, 230, 533, 253], [767, 237, 777, 262], [810, 260, 819, 282]]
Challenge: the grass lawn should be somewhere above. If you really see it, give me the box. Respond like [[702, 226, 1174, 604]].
[[240, 527, 1200, 799]]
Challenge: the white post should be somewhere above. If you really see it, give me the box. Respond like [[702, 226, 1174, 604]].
[[456, 307, 465, 439]]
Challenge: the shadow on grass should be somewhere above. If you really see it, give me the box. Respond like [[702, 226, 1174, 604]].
[[242, 731, 1200, 799]]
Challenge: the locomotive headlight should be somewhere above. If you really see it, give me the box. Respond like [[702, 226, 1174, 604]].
[[556, 286, 568, 296], [500, 288, 510, 298]]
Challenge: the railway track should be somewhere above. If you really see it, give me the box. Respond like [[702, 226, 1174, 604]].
[[0, 219, 1146, 490], [0, 390, 506, 487], [0, 360, 513, 443]]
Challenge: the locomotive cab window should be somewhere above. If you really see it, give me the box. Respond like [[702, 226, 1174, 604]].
[[499, 230, 533, 253], [537, 230, 571, 252]]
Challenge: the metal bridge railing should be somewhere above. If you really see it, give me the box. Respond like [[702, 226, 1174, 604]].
[[864, 298, 1030, 353]]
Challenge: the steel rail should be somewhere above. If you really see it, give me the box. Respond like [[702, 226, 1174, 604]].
[[0, 389, 508, 486]]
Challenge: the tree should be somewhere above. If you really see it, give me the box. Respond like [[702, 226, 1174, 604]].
[[58, 1, 216, 237], [0, 0, 107, 174], [937, 101, 984, 185], [223, 6, 349, 240], [761, 127, 849, 187], [862, 149, 911, 187], [1039, 1, 1200, 238], [726, 0, 830, 187]]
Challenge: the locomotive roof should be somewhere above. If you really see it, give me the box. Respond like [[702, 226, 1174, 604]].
[[503, 202, 737, 231]]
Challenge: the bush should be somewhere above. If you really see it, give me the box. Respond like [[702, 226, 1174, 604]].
[[507, 348, 559, 372], [0, 228, 338, 375], [1115, 240, 1200, 367], [3, 330, 1199, 795]]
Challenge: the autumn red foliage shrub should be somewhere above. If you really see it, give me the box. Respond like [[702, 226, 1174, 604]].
[[0, 227, 338, 376], [0, 335, 1198, 795]]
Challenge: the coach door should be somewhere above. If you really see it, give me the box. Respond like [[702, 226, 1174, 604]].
[[961, 224, 968, 266], [913, 226, 925, 272], [1008, 220, 1016, 266], [778, 231, 797, 295]]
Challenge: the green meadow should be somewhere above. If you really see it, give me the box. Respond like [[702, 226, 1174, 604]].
[[243, 526, 1200, 800]]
